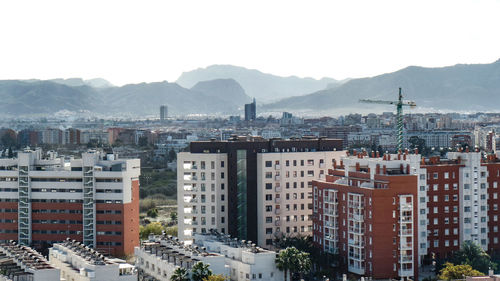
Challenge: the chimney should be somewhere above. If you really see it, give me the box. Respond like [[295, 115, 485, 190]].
[[371, 151, 375, 158], [376, 151, 380, 158], [353, 149, 358, 156], [356, 162, 360, 171], [383, 165, 387, 174], [415, 147, 419, 155], [333, 159, 337, 169], [466, 147, 470, 153], [376, 164, 381, 174], [406, 164, 410, 174], [421, 157, 425, 165]]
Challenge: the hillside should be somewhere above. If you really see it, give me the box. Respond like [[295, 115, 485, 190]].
[[176, 64, 339, 102], [264, 59, 500, 114]]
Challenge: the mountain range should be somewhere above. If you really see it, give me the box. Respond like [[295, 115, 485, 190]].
[[176, 64, 340, 102], [1, 59, 500, 117], [264, 59, 500, 114]]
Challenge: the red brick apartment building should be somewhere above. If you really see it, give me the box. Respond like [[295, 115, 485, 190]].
[[0, 148, 140, 257], [313, 149, 500, 279]]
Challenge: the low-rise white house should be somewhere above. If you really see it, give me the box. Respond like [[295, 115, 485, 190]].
[[135, 232, 284, 281], [49, 239, 136, 281], [0, 241, 60, 281]]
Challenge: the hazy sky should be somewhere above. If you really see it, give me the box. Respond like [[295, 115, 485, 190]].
[[1, 0, 499, 86]]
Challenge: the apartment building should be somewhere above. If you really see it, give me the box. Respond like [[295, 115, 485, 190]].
[[0, 241, 60, 281], [135, 232, 283, 281], [257, 151, 345, 247], [313, 149, 500, 279], [0, 148, 140, 256], [49, 239, 135, 281], [177, 136, 344, 247], [313, 151, 421, 279]]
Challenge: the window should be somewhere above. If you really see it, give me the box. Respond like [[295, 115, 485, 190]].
[[266, 217, 272, 223], [265, 161, 272, 167], [433, 172, 438, 179], [266, 228, 273, 234], [265, 194, 272, 201], [265, 205, 272, 212], [265, 172, 272, 179], [265, 183, 272, 190]]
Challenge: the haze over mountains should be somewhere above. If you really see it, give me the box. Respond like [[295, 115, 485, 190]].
[[264, 59, 500, 114], [0, 59, 499, 117], [176, 65, 340, 102]]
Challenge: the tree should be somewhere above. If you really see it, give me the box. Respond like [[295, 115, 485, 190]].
[[438, 262, 484, 280], [138, 136, 149, 147], [203, 274, 228, 281], [170, 211, 178, 222], [167, 149, 177, 162], [165, 226, 178, 236], [139, 222, 163, 239], [191, 262, 212, 281], [147, 208, 158, 218], [170, 267, 190, 281], [452, 240, 497, 273], [276, 246, 312, 281], [409, 136, 426, 154]]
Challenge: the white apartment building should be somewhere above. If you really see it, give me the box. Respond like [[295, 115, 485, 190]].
[[49, 239, 135, 281], [0, 241, 60, 281], [135, 233, 284, 281], [448, 152, 490, 249], [177, 152, 228, 244], [256, 151, 345, 247]]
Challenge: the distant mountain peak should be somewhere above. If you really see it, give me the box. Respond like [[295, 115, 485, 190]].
[[176, 64, 340, 102]]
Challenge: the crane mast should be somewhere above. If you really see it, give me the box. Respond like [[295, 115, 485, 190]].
[[359, 87, 416, 152]]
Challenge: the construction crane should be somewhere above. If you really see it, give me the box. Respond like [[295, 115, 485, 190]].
[[359, 87, 416, 152]]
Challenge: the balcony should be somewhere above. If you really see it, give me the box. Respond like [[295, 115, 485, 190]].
[[275, 209, 281, 215], [348, 201, 364, 209], [319, 163, 326, 168], [400, 203, 412, 210], [275, 186, 282, 192], [348, 239, 365, 247], [325, 222, 338, 228], [275, 198, 281, 204], [348, 253, 365, 261], [399, 243, 412, 250], [325, 209, 338, 216], [400, 229, 412, 236], [400, 255, 413, 263], [400, 217, 412, 223], [275, 176, 281, 181], [398, 268, 413, 277], [275, 221, 281, 226], [325, 247, 338, 254], [275, 165, 281, 170], [348, 226, 364, 234], [348, 213, 364, 222]]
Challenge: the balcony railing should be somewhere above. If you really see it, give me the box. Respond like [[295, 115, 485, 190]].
[[348, 213, 364, 222]]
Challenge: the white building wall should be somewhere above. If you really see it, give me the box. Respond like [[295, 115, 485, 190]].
[[177, 152, 228, 244], [256, 151, 345, 248]]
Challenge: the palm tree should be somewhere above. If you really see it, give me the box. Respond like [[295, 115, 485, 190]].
[[276, 246, 312, 281], [452, 240, 497, 273], [170, 267, 189, 281], [191, 261, 212, 281]]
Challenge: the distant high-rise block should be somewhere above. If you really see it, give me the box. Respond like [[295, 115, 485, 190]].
[[160, 105, 168, 122], [244, 98, 256, 121]]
